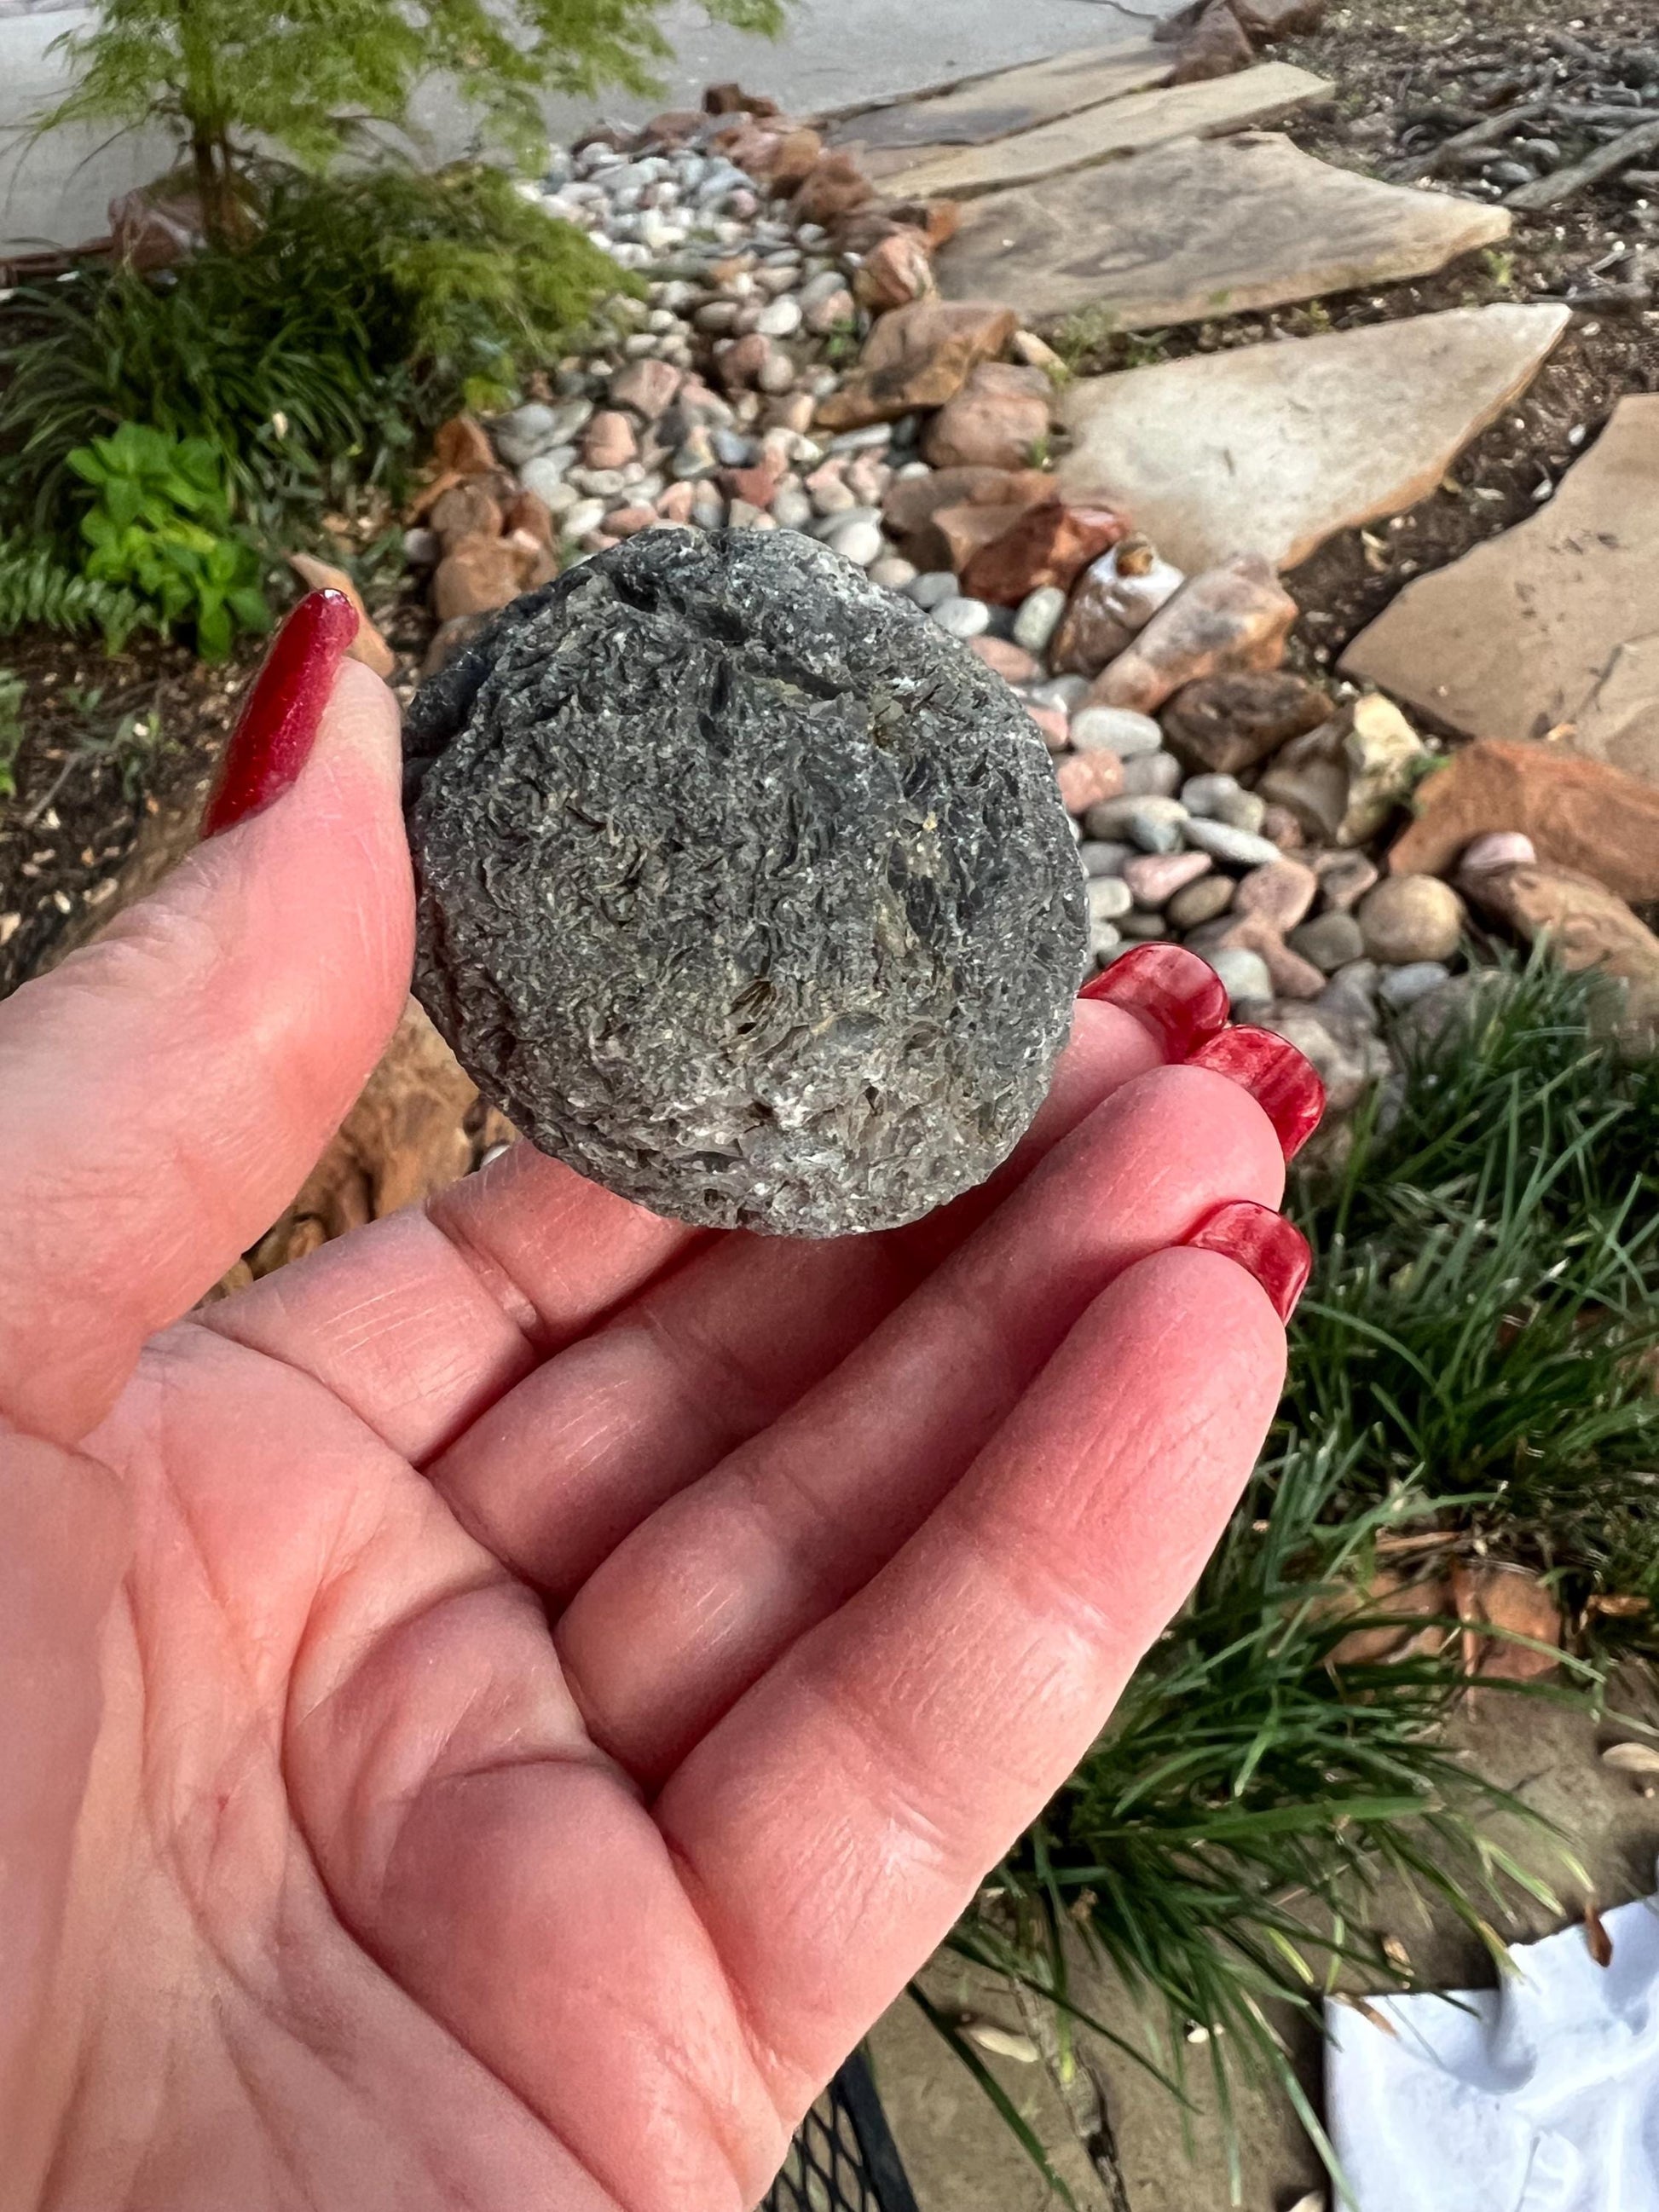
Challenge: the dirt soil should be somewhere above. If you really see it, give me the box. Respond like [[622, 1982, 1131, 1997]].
[[0, 577, 430, 996]]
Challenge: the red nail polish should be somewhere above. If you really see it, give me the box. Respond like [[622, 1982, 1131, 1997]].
[[1187, 1025, 1326, 1162], [1078, 943, 1229, 1059], [1182, 1199, 1311, 1325], [201, 591, 359, 837]]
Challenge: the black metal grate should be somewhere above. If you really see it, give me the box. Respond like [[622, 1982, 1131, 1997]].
[[764, 2049, 921, 2212]]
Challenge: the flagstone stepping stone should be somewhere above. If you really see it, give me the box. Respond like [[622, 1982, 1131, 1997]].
[[878, 62, 1333, 200], [935, 133, 1512, 328], [1341, 396, 1659, 786], [830, 43, 1172, 179], [1057, 303, 1570, 575]]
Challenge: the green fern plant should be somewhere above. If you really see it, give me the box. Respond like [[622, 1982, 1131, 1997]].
[[0, 539, 151, 649]]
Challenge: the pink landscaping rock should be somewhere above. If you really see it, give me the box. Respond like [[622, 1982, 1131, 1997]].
[[923, 361, 1055, 471], [968, 636, 1040, 684], [716, 333, 775, 391], [854, 228, 937, 314], [434, 415, 496, 476], [1050, 538, 1188, 678], [1170, 0, 1255, 84], [1122, 851, 1212, 907], [817, 299, 1019, 430], [882, 464, 1055, 571], [1220, 911, 1327, 999], [1314, 849, 1380, 911], [428, 478, 505, 551], [502, 488, 556, 549], [657, 481, 697, 523], [431, 534, 524, 622], [604, 504, 659, 537], [607, 358, 682, 419], [1387, 739, 1659, 906], [1056, 750, 1126, 813], [1027, 705, 1071, 751], [792, 151, 874, 227], [582, 411, 638, 470], [1233, 858, 1319, 934], [1092, 555, 1298, 715], [961, 502, 1130, 607]]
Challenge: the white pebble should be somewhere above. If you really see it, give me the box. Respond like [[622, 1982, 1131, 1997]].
[[825, 518, 884, 568], [1070, 706, 1164, 758], [770, 487, 815, 530], [1206, 947, 1275, 1009], [906, 570, 958, 609], [562, 497, 605, 538], [1013, 585, 1067, 656], [932, 596, 991, 640], [1087, 876, 1133, 923], [1182, 819, 1282, 869], [868, 554, 917, 591]]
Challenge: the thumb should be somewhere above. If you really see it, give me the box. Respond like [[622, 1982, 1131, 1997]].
[[0, 595, 413, 1446]]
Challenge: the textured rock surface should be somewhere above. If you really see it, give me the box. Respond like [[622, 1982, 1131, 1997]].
[[937, 132, 1510, 328], [1059, 303, 1570, 572], [404, 529, 1086, 1237], [1340, 396, 1659, 779], [878, 62, 1332, 199]]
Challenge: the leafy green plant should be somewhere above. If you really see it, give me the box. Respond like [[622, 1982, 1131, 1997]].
[[0, 539, 151, 650], [0, 165, 630, 544], [67, 423, 269, 661], [0, 667, 24, 800], [40, 0, 787, 241]]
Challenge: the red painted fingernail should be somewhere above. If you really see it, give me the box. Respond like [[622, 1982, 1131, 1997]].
[[201, 590, 359, 837], [1078, 942, 1229, 1059], [1187, 1025, 1326, 1162], [1182, 1199, 1311, 1325]]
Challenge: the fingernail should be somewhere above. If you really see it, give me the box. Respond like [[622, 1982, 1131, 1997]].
[[1187, 1025, 1327, 1161], [1182, 1199, 1311, 1325], [201, 591, 359, 837], [1078, 943, 1229, 1059]]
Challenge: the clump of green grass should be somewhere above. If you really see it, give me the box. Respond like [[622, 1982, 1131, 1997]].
[[927, 959, 1659, 2202]]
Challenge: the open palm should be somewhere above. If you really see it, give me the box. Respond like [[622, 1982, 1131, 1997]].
[[1, 664, 1296, 2212]]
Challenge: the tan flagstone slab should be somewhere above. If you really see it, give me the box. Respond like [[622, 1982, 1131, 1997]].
[[1056, 302, 1570, 575], [877, 61, 1332, 199], [829, 42, 1172, 177], [935, 132, 1512, 327], [1342, 395, 1659, 783]]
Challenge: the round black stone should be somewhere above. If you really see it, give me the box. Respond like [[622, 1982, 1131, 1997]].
[[403, 528, 1087, 1237]]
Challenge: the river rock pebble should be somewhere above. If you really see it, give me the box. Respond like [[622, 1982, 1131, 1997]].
[[1070, 707, 1165, 758], [1183, 819, 1284, 870], [1208, 946, 1275, 1010], [934, 594, 992, 640], [1357, 875, 1465, 966]]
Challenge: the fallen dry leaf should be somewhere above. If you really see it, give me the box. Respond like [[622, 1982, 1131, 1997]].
[[1585, 1897, 1614, 1969], [961, 2019, 1040, 2064], [286, 552, 396, 678], [1601, 1742, 1659, 1776], [1587, 1592, 1650, 1619]]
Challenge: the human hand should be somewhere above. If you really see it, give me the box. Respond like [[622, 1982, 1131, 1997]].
[[0, 594, 1320, 2212]]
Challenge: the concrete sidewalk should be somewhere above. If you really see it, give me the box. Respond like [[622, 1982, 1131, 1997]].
[[1, 0, 1182, 254]]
